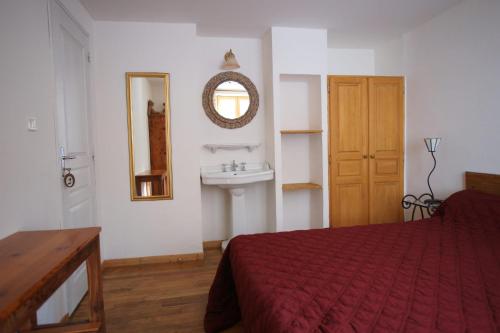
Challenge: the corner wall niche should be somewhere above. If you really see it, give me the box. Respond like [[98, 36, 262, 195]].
[[263, 27, 329, 233], [279, 74, 324, 231], [280, 74, 322, 131]]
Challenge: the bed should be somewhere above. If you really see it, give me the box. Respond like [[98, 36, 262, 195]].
[[205, 172, 500, 333]]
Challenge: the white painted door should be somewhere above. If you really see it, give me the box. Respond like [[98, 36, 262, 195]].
[[50, 0, 96, 314]]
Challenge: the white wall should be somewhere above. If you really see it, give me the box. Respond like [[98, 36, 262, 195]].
[[0, 1, 60, 237], [268, 27, 329, 231], [93, 22, 204, 260], [0, 0, 64, 323], [396, 0, 500, 199], [197, 36, 269, 241], [262, 31, 277, 232], [272, 28, 328, 75], [94, 26, 270, 247], [374, 38, 404, 76], [328, 48, 375, 75], [0, 0, 95, 324]]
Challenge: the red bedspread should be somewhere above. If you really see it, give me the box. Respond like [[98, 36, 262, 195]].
[[205, 190, 500, 333]]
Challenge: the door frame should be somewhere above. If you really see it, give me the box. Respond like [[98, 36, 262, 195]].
[[49, 0, 97, 228], [328, 77, 332, 227], [48, 0, 97, 315]]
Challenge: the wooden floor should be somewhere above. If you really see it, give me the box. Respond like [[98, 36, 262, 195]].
[[71, 249, 242, 333]]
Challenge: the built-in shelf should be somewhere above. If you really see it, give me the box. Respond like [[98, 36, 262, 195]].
[[278, 74, 325, 230], [282, 182, 322, 191], [203, 143, 260, 154], [280, 129, 322, 134]]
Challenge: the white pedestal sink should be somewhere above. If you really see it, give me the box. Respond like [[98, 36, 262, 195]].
[[201, 162, 274, 249]]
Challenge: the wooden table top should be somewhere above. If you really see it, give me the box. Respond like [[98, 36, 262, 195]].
[[0, 227, 101, 322]]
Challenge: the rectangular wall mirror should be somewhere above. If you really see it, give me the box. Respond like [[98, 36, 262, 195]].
[[126, 72, 173, 200]]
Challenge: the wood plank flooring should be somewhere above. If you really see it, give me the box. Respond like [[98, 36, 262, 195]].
[[71, 249, 242, 333]]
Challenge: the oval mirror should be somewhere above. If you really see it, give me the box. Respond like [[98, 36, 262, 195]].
[[202, 71, 259, 129]]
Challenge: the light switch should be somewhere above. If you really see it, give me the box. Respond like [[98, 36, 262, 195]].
[[27, 117, 37, 131]]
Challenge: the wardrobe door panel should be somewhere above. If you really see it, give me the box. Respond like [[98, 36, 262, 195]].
[[329, 76, 369, 227], [335, 184, 367, 228], [368, 77, 404, 224], [371, 181, 402, 224]]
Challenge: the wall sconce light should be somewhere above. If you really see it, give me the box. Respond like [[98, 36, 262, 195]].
[[222, 49, 240, 70], [424, 137, 441, 200]]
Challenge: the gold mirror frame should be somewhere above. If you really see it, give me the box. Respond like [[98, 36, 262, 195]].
[[202, 71, 259, 129], [126, 72, 173, 201]]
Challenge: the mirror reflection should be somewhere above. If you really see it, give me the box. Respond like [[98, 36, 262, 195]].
[[126, 73, 173, 200], [213, 80, 249, 119]]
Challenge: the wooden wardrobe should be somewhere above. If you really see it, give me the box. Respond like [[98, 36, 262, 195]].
[[328, 76, 404, 227]]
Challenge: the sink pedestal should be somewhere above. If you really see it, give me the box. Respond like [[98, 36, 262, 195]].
[[200, 162, 274, 250], [222, 186, 246, 250]]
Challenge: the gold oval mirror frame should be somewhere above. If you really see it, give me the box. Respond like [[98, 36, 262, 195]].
[[202, 71, 259, 129]]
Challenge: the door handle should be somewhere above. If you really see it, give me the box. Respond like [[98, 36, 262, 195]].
[[59, 147, 76, 167], [362, 155, 368, 159], [59, 147, 77, 178], [370, 155, 375, 159], [60, 154, 76, 171], [60, 153, 76, 188]]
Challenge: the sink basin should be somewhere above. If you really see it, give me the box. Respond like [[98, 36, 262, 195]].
[[201, 163, 274, 186]]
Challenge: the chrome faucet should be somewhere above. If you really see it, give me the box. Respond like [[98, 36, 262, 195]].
[[230, 160, 238, 171]]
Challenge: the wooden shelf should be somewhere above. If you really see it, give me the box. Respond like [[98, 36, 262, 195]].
[[280, 129, 322, 134], [282, 182, 322, 191]]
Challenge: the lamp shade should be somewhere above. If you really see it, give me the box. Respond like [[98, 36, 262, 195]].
[[222, 49, 240, 70], [424, 137, 441, 152]]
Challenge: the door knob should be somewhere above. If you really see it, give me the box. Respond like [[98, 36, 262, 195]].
[[362, 155, 368, 159], [370, 155, 375, 159]]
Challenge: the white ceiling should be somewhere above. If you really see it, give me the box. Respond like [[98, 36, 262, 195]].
[[80, 0, 462, 48]]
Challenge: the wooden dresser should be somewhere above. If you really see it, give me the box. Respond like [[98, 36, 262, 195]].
[[0, 228, 105, 333]]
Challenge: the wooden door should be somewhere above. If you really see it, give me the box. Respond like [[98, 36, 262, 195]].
[[368, 77, 404, 224], [329, 77, 369, 227]]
